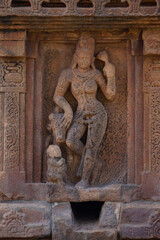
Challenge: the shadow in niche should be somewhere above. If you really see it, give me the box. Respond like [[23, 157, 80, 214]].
[[11, 0, 31, 7], [42, 0, 66, 8], [140, 0, 157, 6], [70, 202, 104, 224], [105, 0, 129, 8], [77, 0, 93, 8]]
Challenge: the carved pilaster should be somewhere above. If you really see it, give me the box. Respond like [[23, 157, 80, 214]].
[[0, 31, 26, 194], [143, 57, 160, 173], [0, 60, 26, 171], [142, 30, 160, 199]]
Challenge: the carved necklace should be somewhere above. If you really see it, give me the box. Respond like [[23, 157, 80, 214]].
[[72, 68, 95, 82]]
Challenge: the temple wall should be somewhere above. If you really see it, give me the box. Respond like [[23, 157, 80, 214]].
[[0, 0, 159, 239]]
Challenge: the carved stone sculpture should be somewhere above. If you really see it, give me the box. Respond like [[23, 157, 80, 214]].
[[47, 145, 67, 183], [49, 33, 116, 188]]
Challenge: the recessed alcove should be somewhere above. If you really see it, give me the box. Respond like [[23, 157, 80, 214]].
[[42, 0, 66, 8], [77, 0, 93, 8], [70, 202, 104, 223], [105, 0, 129, 8], [140, 0, 157, 7], [11, 0, 31, 7]]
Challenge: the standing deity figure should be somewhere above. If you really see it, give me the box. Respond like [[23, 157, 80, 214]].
[[51, 33, 116, 188]]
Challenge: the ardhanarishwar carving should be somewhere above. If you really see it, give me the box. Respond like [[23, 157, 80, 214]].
[[47, 33, 116, 188]]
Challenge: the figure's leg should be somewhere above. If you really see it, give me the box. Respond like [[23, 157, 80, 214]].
[[66, 122, 86, 156], [76, 114, 107, 188]]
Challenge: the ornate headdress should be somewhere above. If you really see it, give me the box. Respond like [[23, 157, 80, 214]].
[[75, 33, 95, 58], [72, 33, 95, 70]]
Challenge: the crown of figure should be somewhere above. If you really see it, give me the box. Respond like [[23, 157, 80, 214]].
[[75, 33, 95, 57]]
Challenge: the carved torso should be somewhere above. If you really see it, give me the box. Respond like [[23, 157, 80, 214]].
[[67, 68, 106, 119]]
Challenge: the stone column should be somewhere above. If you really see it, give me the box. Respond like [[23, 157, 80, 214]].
[[0, 31, 26, 196], [127, 31, 143, 185]]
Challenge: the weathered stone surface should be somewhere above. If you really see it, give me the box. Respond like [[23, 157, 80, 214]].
[[120, 202, 160, 239], [0, 202, 51, 238], [0, 0, 159, 17], [0, 1, 160, 240], [66, 229, 117, 240], [99, 202, 121, 228], [50, 33, 115, 188], [143, 30, 160, 55], [52, 203, 73, 240], [47, 184, 140, 203], [52, 202, 117, 240]]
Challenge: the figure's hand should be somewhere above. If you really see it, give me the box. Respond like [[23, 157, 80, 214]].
[[59, 110, 73, 129]]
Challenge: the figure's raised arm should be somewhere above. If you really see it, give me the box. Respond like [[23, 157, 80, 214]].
[[53, 69, 73, 129], [96, 51, 116, 101]]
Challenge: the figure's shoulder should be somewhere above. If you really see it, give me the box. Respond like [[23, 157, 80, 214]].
[[95, 69, 103, 78], [60, 68, 73, 79]]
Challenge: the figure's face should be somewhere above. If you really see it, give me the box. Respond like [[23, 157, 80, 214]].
[[77, 50, 93, 70]]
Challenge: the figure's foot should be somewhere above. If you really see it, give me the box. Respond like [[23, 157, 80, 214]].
[[75, 179, 89, 189]]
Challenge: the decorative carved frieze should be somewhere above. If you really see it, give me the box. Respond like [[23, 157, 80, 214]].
[[0, 203, 51, 238], [0, 0, 159, 16], [144, 56, 160, 174], [150, 91, 160, 173], [4, 92, 19, 170]]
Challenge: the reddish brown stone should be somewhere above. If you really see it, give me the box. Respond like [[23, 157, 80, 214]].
[[0, 202, 51, 238], [0, 1, 159, 240]]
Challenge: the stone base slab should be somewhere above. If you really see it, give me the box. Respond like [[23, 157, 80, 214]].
[[0, 202, 51, 238], [0, 183, 141, 203], [0, 201, 159, 239]]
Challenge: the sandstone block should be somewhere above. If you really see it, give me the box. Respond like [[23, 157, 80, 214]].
[[120, 202, 160, 239], [0, 202, 51, 238]]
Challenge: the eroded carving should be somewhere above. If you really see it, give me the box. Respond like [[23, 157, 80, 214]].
[[151, 91, 160, 173], [30, 0, 49, 12], [0, 61, 25, 87], [49, 33, 116, 188], [1, 210, 26, 235], [47, 144, 67, 183], [150, 211, 160, 238], [5, 92, 19, 170], [0, 207, 50, 238], [144, 57, 160, 174], [144, 58, 160, 87]]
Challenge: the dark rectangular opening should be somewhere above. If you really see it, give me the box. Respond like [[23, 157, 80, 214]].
[[70, 201, 104, 223]]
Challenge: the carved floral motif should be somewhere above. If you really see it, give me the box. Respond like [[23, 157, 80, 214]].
[[5, 92, 19, 170], [0, 209, 49, 238], [149, 211, 160, 237], [151, 91, 160, 173], [144, 57, 160, 174], [1, 210, 26, 235]]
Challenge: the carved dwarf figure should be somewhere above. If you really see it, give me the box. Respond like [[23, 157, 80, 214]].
[[51, 33, 116, 188], [47, 145, 67, 184]]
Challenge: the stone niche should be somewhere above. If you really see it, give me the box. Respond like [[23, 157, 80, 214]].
[[0, 1, 160, 239], [42, 35, 127, 185]]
